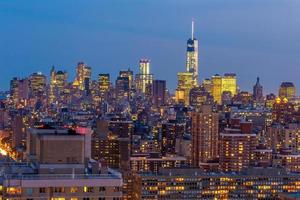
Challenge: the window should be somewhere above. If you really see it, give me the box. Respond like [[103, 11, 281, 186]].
[[99, 198, 105, 200], [83, 186, 94, 193], [6, 187, 21, 195], [99, 187, 106, 192], [53, 187, 64, 193], [39, 187, 46, 193], [26, 188, 33, 195], [70, 187, 78, 193]]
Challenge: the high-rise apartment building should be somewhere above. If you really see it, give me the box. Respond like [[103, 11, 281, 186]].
[[272, 97, 295, 124], [267, 123, 300, 154], [161, 120, 185, 155], [219, 120, 257, 172], [92, 119, 132, 171], [191, 105, 219, 168]]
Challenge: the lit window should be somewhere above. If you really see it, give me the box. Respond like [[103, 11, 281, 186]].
[[70, 187, 78, 193]]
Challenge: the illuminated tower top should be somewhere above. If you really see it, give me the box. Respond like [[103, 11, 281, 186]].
[[139, 59, 150, 75], [186, 19, 199, 86]]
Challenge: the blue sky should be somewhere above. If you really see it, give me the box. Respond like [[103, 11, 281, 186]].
[[1, 0, 300, 94]]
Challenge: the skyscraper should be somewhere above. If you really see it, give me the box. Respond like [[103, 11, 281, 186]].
[[211, 74, 222, 104], [28, 72, 47, 97], [116, 76, 130, 101], [136, 59, 153, 96], [189, 86, 214, 108], [219, 120, 257, 172], [186, 19, 199, 86], [120, 69, 134, 89], [191, 105, 219, 168], [10, 77, 19, 104], [222, 73, 237, 97], [211, 73, 238, 104], [98, 73, 110, 100], [73, 62, 91, 90], [175, 72, 193, 105], [152, 80, 166, 107], [49, 66, 68, 103], [279, 82, 296, 100], [253, 77, 263, 101]]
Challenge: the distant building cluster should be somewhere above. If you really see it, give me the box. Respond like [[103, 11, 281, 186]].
[[0, 21, 300, 199]]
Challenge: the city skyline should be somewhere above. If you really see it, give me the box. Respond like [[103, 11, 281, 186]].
[[1, 0, 300, 94], [2, 1, 300, 199]]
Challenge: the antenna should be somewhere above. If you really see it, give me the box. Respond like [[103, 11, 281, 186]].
[[192, 18, 195, 40]]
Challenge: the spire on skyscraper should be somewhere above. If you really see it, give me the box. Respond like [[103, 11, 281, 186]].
[[186, 19, 199, 86], [192, 18, 194, 40]]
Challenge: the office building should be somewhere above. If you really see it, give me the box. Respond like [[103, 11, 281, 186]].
[[152, 80, 166, 108], [211, 74, 222, 104], [28, 72, 47, 97], [136, 59, 153, 96], [115, 76, 130, 101], [73, 62, 91, 91], [49, 66, 68, 103], [98, 73, 110, 96], [175, 72, 193, 105], [211, 73, 237, 104], [279, 82, 296, 100], [186, 19, 199, 86], [119, 69, 134, 89]]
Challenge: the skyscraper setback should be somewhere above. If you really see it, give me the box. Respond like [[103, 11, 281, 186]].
[[186, 19, 199, 86]]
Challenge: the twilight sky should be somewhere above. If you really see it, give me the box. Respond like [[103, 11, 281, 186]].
[[1, 0, 300, 94]]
